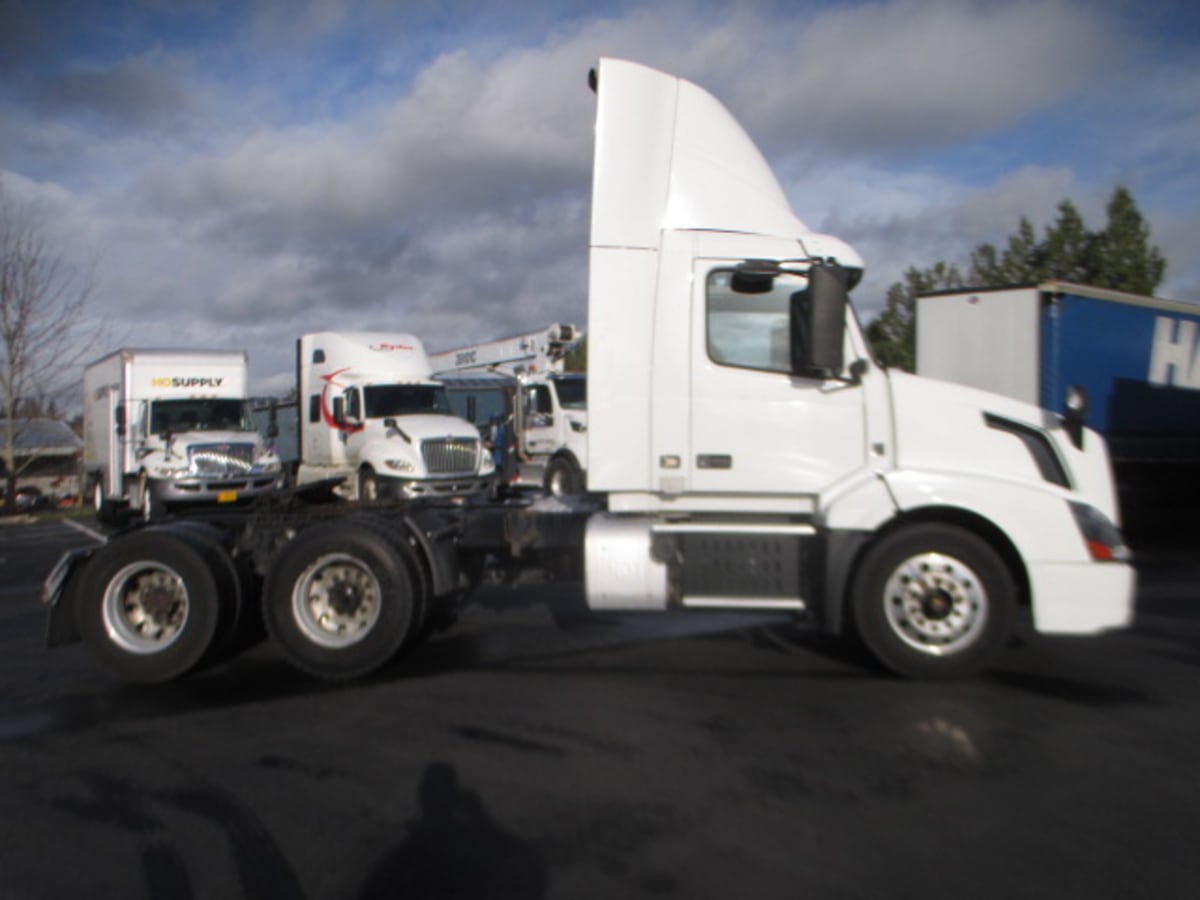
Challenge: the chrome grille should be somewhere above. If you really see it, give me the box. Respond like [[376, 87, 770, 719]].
[[188, 442, 255, 478], [421, 437, 479, 475]]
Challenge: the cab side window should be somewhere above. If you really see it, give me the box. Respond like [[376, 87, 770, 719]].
[[707, 269, 808, 374]]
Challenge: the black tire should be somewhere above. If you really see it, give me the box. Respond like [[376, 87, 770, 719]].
[[138, 472, 163, 522], [75, 529, 225, 682], [850, 523, 1015, 680], [262, 519, 422, 679], [543, 455, 584, 496], [157, 521, 262, 660], [358, 466, 380, 502], [92, 476, 116, 524]]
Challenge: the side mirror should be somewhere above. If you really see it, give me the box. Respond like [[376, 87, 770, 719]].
[[794, 263, 847, 377], [114, 405, 126, 438], [267, 403, 279, 439], [1063, 385, 1089, 450], [332, 396, 346, 426]]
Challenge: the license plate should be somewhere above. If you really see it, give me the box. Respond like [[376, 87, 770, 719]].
[[217, 490, 239, 503]]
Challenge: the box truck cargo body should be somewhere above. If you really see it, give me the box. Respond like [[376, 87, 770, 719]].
[[916, 282, 1200, 525], [83, 349, 282, 519], [49, 60, 1134, 686], [295, 332, 494, 500]]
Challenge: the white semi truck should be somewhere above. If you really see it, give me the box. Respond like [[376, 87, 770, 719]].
[[83, 349, 282, 520], [295, 332, 494, 500], [48, 59, 1133, 685], [430, 324, 588, 494]]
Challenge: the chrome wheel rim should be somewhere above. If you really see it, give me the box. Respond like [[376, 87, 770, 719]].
[[291, 553, 382, 648], [102, 562, 190, 654], [882, 552, 987, 656]]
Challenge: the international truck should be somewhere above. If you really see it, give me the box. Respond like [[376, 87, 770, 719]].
[[82, 349, 282, 521], [294, 332, 494, 501], [430, 324, 588, 494], [915, 282, 1200, 530], [45, 59, 1133, 686]]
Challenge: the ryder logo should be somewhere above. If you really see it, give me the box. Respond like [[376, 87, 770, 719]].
[[1148, 317, 1200, 390]]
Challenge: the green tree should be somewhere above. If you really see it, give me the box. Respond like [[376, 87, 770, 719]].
[[1089, 186, 1166, 295], [865, 262, 963, 372], [867, 185, 1166, 370], [563, 334, 586, 372]]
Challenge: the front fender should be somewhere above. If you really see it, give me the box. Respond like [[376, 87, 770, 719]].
[[884, 470, 1084, 564], [357, 439, 423, 477]]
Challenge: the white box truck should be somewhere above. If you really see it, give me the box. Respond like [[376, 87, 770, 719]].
[[295, 332, 495, 500], [83, 349, 282, 520], [431, 324, 588, 494], [50, 60, 1133, 685]]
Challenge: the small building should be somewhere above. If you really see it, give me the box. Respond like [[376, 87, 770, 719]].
[[1, 418, 85, 503]]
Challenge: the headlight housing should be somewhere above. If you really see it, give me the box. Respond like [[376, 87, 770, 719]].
[[149, 464, 189, 479], [1069, 502, 1131, 562], [384, 458, 414, 473]]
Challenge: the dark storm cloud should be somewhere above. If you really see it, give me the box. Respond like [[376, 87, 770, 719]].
[[30, 58, 199, 133]]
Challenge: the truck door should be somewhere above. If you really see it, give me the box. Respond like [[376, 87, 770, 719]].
[[523, 383, 557, 455], [689, 261, 867, 497]]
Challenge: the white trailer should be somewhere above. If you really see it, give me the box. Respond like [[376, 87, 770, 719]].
[[430, 324, 588, 494], [50, 60, 1133, 685], [83, 349, 282, 520], [295, 332, 494, 500]]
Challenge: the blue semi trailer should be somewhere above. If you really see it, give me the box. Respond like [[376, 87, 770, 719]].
[[916, 281, 1200, 531]]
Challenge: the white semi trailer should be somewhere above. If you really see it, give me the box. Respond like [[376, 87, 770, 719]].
[[48, 59, 1132, 684], [83, 349, 281, 520]]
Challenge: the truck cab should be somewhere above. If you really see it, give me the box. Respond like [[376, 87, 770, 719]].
[[296, 332, 495, 500], [134, 395, 279, 517], [83, 349, 282, 520], [430, 324, 588, 493]]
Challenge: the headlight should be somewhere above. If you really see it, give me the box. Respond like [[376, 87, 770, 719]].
[[1069, 502, 1131, 563], [569, 418, 587, 433], [150, 465, 189, 479], [480, 453, 496, 474], [384, 459, 414, 473], [255, 460, 282, 474]]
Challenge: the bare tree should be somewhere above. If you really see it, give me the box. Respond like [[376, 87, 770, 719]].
[[0, 179, 94, 508]]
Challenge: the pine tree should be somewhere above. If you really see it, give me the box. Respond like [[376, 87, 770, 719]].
[[867, 186, 1167, 370], [1090, 186, 1166, 295]]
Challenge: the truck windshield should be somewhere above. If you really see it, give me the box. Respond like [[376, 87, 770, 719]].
[[552, 376, 587, 410], [149, 399, 254, 434], [364, 384, 452, 417]]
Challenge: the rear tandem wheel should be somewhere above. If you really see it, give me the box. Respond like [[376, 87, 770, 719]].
[[262, 519, 426, 680]]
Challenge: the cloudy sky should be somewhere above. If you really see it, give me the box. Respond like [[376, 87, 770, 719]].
[[3, 0, 1199, 396]]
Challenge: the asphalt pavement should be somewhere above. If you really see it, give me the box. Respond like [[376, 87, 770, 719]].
[[0, 516, 1197, 899]]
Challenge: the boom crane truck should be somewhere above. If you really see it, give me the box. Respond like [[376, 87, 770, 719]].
[[43, 59, 1133, 684], [430, 324, 588, 494]]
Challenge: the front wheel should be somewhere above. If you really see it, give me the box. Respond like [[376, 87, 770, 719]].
[[137, 472, 162, 521], [850, 523, 1015, 680], [358, 466, 380, 502], [543, 455, 585, 496]]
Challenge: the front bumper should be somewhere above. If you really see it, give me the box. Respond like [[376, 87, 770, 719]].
[[1028, 560, 1136, 633], [384, 473, 494, 499], [150, 475, 281, 505]]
